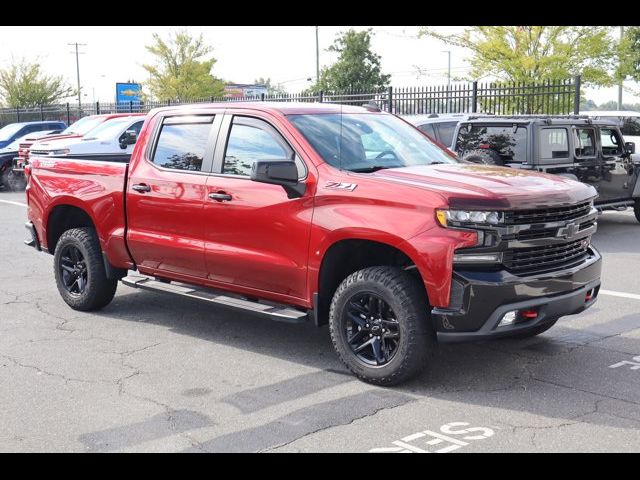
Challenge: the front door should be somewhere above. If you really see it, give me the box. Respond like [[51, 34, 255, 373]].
[[203, 113, 314, 301], [126, 113, 222, 280]]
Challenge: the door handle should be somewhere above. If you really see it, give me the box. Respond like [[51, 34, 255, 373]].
[[208, 192, 233, 202], [132, 183, 151, 193]]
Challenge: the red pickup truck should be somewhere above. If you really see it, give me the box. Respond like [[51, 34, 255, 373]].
[[24, 102, 602, 385]]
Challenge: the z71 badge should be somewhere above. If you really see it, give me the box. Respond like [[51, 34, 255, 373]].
[[324, 181, 358, 191]]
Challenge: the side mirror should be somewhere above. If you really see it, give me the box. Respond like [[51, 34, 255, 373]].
[[119, 130, 138, 149], [625, 141, 635, 155], [250, 160, 305, 198]]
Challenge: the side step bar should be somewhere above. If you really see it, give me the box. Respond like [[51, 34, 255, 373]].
[[121, 274, 308, 324]]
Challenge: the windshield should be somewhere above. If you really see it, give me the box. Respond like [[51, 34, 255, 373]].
[[62, 116, 105, 135], [0, 123, 24, 142], [287, 113, 458, 172], [83, 118, 131, 140]]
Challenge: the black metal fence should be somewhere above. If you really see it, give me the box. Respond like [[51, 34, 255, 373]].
[[0, 76, 581, 127]]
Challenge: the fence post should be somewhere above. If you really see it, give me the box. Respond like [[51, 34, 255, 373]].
[[129, 100, 133, 113], [96, 101, 100, 115], [472, 81, 478, 113], [16, 106, 20, 122], [573, 75, 581, 115], [40, 104, 44, 120], [261, 93, 265, 101], [387, 86, 393, 113], [318, 90, 323, 103], [66, 103, 70, 125]]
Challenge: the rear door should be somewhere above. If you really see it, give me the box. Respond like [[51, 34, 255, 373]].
[[202, 113, 314, 300], [126, 112, 223, 280]]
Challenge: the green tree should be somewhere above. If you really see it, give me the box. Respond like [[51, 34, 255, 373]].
[[312, 29, 390, 93], [0, 59, 73, 107], [254, 77, 286, 96], [580, 98, 598, 111], [143, 30, 225, 101], [420, 26, 619, 86]]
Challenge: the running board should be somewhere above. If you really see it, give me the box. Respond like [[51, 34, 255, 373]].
[[121, 275, 308, 324]]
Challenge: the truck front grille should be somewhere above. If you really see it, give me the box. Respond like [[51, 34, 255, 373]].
[[504, 201, 592, 225], [503, 238, 590, 274]]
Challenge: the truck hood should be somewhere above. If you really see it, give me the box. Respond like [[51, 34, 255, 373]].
[[367, 164, 597, 209]]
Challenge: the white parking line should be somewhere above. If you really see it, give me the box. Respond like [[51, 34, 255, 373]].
[[0, 199, 27, 207], [600, 289, 640, 301]]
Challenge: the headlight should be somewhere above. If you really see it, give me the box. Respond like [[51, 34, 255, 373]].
[[436, 209, 505, 227], [51, 149, 70, 155]]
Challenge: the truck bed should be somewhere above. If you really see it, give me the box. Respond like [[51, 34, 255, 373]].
[[27, 155, 133, 268]]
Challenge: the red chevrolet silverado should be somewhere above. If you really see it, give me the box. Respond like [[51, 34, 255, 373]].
[[24, 102, 602, 385]]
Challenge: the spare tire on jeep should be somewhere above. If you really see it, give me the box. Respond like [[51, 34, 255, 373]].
[[461, 148, 503, 166]]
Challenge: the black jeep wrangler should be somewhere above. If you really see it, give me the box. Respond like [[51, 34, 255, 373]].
[[452, 116, 640, 222]]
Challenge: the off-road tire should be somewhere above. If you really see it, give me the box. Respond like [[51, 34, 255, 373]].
[[507, 319, 558, 339], [329, 266, 433, 386], [53, 227, 117, 311], [461, 149, 503, 166]]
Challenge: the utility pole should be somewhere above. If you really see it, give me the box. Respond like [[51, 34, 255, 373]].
[[68, 42, 87, 111], [618, 26, 625, 110], [315, 26, 320, 83]]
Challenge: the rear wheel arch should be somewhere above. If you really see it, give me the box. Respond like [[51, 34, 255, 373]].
[[46, 204, 96, 254]]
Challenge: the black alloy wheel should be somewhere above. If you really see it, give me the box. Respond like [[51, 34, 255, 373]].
[[59, 245, 88, 295]]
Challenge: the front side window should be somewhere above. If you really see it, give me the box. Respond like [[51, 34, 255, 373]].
[[455, 124, 528, 162], [621, 117, 640, 136], [574, 128, 596, 157], [288, 113, 457, 172], [223, 120, 289, 176], [600, 128, 623, 156], [539, 128, 569, 160], [152, 120, 212, 171]]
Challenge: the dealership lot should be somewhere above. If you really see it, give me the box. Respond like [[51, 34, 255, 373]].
[[1, 190, 639, 452]]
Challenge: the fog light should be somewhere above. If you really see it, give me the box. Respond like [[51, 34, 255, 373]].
[[520, 309, 538, 320], [498, 311, 517, 327]]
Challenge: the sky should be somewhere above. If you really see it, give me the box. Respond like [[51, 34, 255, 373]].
[[0, 25, 636, 106]]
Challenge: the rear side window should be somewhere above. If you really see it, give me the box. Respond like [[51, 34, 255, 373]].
[[223, 119, 290, 176], [574, 128, 596, 158], [435, 121, 457, 147], [417, 123, 436, 140], [152, 119, 213, 171], [455, 124, 528, 162], [539, 128, 569, 159]]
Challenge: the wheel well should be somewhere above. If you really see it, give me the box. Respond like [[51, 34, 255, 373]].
[[46, 205, 95, 254], [316, 239, 424, 326]]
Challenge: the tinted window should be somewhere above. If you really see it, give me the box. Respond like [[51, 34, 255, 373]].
[[600, 128, 623, 156], [223, 121, 288, 176], [153, 122, 211, 171], [621, 117, 640, 136], [435, 121, 457, 147], [574, 128, 596, 157], [417, 123, 436, 139], [455, 124, 527, 162], [539, 128, 569, 159]]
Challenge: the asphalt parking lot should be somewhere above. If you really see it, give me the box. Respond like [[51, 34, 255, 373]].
[[1, 189, 639, 452]]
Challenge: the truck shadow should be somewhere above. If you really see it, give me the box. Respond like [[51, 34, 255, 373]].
[[96, 286, 640, 438]]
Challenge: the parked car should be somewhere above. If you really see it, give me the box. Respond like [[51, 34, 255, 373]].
[[29, 115, 145, 160], [452, 115, 640, 222], [0, 121, 67, 149], [12, 113, 146, 183], [405, 113, 471, 149], [582, 110, 640, 146], [0, 130, 62, 190], [25, 102, 601, 385]]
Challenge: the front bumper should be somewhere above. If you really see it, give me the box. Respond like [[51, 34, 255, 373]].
[[433, 246, 602, 342]]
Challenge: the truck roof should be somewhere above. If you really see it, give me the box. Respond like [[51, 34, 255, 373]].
[[148, 101, 384, 116]]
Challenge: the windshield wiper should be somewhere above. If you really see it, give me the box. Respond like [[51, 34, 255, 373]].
[[351, 165, 397, 173]]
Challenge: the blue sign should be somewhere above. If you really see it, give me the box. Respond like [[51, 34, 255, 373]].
[[116, 82, 142, 104]]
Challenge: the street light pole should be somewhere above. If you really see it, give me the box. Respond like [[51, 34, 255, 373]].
[[68, 42, 87, 112], [442, 50, 451, 112], [315, 26, 320, 82]]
